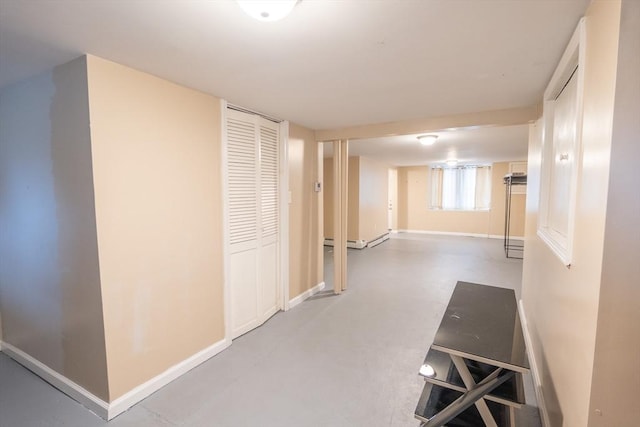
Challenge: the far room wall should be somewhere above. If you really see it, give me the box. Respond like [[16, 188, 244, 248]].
[[397, 161, 526, 237]]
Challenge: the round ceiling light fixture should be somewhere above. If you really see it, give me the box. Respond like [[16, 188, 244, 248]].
[[237, 0, 298, 22], [417, 134, 438, 146]]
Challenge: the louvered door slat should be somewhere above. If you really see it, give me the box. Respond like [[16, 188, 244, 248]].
[[227, 117, 257, 246]]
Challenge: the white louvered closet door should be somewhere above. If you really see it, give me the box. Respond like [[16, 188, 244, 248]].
[[226, 108, 280, 339]]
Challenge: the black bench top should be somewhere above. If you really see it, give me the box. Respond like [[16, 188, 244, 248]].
[[431, 281, 529, 372]]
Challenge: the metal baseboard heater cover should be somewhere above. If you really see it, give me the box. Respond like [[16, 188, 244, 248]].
[[324, 232, 390, 250]]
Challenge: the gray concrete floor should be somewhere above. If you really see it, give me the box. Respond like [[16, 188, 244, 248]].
[[0, 233, 536, 427]]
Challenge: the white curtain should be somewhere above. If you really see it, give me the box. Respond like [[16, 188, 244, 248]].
[[475, 166, 492, 209], [430, 166, 491, 210], [430, 168, 443, 209]]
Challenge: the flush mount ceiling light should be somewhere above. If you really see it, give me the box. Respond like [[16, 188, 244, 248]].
[[417, 135, 438, 146], [237, 0, 298, 22], [445, 159, 458, 166]]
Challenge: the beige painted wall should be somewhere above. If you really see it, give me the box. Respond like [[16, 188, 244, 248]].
[[86, 56, 225, 400], [0, 57, 109, 399], [324, 156, 361, 241], [521, 2, 622, 426], [588, 1, 640, 425], [397, 162, 525, 237], [324, 156, 389, 243], [347, 156, 360, 242], [323, 157, 334, 238], [288, 123, 323, 299], [358, 156, 390, 242]]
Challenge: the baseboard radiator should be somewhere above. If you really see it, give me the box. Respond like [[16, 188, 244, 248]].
[[324, 232, 390, 250], [367, 233, 390, 248]]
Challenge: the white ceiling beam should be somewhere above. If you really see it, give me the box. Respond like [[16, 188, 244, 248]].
[[315, 105, 541, 142]]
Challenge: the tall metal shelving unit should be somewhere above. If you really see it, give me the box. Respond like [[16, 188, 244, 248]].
[[503, 174, 527, 259]]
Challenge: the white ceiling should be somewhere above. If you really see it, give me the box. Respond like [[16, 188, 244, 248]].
[[324, 124, 529, 167], [0, 0, 590, 132]]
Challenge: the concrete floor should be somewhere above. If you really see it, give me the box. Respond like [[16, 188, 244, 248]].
[[0, 233, 536, 427]]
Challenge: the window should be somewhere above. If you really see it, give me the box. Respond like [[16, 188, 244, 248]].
[[537, 19, 585, 267], [430, 166, 491, 210]]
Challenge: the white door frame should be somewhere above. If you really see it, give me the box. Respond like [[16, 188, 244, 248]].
[[221, 99, 289, 344], [221, 99, 233, 345], [388, 168, 398, 231], [279, 121, 290, 311]]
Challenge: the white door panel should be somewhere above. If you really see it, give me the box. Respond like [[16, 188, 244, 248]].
[[230, 249, 258, 338], [260, 241, 278, 318], [226, 108, 281, 340], [230, 239, 257, 255]]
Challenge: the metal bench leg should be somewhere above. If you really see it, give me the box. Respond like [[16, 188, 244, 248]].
[[450, 355, 499, 427]]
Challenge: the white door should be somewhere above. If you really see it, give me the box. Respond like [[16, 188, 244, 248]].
[[226, 108, 280, 339], [388, 168, 397, 230]]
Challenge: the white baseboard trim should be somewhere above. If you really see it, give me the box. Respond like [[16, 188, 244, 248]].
[[1, 337, 231, 420], [397, 229, 490, 238], [0, 341, 109, 419], [397, 230, 526, 241], [324, 239, 367, 249], [518, 300, 551, 427], [108, 337, 230, 419], [489, 234, 525, 241], [288, 281, 325, 310]]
